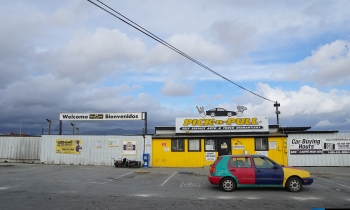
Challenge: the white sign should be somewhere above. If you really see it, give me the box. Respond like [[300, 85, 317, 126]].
[[108, 139, 119, 147], [205, 152, 216, 161], [232, 145, 244, 150], [255, 151, 268, 157], [96, 140, 102, 148], [323, 138, 350, 154], [59, 112, 145, 121], [122, 140, 137, 155], [269, 141, 277, 150], [145, 138, 152, 146], [175, 116, 269, 133], [290, 139, 322, 155]]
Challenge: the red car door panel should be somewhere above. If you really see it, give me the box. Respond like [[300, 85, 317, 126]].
[[228, 157, 255, 185]]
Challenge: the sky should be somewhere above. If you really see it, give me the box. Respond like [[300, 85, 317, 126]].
[[1, 0, 350, 135]]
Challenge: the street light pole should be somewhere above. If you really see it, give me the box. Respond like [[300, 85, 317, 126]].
[[76, 127, 80, 135], [274, 101, 281, 126], [46, 119, 51, 135], [19, 121, 23, 137], [71, 123, 75, 135]]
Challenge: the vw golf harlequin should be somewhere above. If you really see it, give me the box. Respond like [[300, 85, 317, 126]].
[[208, 155, 313, 192]]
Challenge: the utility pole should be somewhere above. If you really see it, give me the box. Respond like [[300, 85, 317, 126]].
[[274, 101, 281, 126], [76, 127, 80, 135]]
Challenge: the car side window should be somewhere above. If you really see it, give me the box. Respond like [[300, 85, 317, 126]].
[[230, 158, 238, 168], [230, 157, 251, 168], [253, 157, 275, 169]]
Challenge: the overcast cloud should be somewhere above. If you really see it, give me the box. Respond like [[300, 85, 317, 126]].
[[1, 0, 350, 135]]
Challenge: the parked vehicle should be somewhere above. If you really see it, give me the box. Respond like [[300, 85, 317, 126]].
[[205, 108, 236, 117], [113, 158, 141, 168], [208, 154, 313, 192]]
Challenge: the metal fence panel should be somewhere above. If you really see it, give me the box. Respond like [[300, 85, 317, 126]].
[[0, 137, 42, 163], [40, 135, 152, 166]]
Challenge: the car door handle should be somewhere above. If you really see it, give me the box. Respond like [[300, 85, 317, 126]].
[[256, 170, 261, 172], [230, 169, 236, 171]]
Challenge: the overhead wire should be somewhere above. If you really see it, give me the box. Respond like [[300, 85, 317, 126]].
[[87, 0, 275, 103]]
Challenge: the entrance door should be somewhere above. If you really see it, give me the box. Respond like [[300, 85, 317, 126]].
[[217, 138, 231, 156]]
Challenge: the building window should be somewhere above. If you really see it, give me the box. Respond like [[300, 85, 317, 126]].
[[205, 139, 216, 151], [255, 137, 268, 151], [172, 139, 184, 152], [188, 139, 201, 152]]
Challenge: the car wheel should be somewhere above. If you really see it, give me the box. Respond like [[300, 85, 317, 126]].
[[228, 112, 232, 117], [220, 177, 236, 192], [210, 112, 215, 117], [286, 177, 302, 192]]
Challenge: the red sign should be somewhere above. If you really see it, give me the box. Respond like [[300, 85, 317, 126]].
[[162, 143, 166, 146]]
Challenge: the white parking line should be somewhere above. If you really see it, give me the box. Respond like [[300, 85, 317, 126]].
[[160, 172, 177, 186], [313, 176, 350, 189], [291, 196, 320, 201], [101, 171, 135, 184]]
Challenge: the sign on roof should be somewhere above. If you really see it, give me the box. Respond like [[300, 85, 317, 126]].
[[175, 116, 269, 133]]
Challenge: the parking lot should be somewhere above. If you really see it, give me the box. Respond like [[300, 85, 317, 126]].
[[1, 163, 350, 210]]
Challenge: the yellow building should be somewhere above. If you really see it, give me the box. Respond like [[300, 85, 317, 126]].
[[152, 121, 288, 168]]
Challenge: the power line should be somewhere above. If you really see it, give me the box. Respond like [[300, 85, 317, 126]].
[[22, 121, 47, 125], [87, 0, 275, 103]]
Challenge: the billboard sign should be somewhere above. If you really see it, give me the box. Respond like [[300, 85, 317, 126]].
[[59, 112, 145, 121]]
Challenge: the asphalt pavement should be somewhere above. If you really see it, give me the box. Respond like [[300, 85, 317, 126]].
[[1, 163, 350, 210]]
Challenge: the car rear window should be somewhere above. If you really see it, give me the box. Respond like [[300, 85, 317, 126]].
[[212, 156, 222, 166]]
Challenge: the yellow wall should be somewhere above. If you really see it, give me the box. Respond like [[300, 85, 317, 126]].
[[152, 138, 216, 168], [152, 137, 287, 167]]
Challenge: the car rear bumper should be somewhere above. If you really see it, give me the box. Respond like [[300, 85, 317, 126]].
[[208, 174, 222, 185], [302, 177, 313, 185]]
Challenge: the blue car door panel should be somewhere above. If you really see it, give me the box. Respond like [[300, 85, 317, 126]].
[[253, 157, 283, 185]]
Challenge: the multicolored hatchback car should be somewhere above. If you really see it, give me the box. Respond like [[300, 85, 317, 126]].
[[208, 155, 313, 192]]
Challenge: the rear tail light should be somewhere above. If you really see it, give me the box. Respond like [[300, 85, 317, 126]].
[[210, 165, 216, 174]]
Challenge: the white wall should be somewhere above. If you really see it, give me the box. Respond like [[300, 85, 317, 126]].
[[0, 137, 42, 163], [287, 133, 350, 166], [40, 135, 152, 166]]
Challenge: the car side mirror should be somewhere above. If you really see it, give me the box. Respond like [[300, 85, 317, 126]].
[[274, 165, 280, 169]]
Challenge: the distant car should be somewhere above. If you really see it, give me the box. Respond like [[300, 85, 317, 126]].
[[206, 108, 236, 117], [208, 154, 313, 192]]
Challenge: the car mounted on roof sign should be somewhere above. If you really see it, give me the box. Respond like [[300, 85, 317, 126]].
[[206, 108, 236, 117], [208, 154, 313, 192], [196, 105, 247, 118]]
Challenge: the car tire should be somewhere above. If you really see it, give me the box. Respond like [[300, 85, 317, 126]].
[[286, 177, 302, 192], [210, 112, 215, 117], [220, 177, 236, 192], [228, 112, 232, 117]]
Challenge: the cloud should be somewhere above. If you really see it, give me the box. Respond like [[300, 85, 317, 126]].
[[224, 83, 350, 130], [38, 27, 147, 83], [208, 20, 258, 57], [196, 94, 223, 101], [142, 33, 228, 67], [284, 40, 350, 86], [161, 79, 194, 97]]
